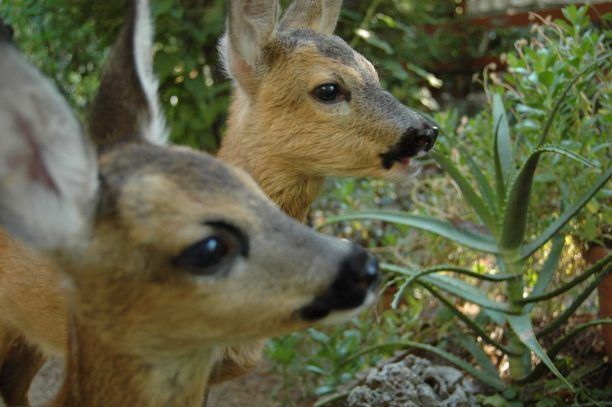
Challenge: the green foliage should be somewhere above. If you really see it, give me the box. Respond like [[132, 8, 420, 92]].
[[323, 5, 611, 400], [2, 0, 229, 151], [1, 0, 459, 151]]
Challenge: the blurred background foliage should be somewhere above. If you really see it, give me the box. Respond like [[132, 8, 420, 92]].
[[2, 0, 523, 150], [2, 0, 610, 405]]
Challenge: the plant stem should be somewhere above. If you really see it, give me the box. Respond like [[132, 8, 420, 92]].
[[501, 255, 530, 379]]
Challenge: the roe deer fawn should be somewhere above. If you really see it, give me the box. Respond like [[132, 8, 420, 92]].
[[0, 2, 378, 405], [210, 0, 438, 384], [218, 0, 438, 221]]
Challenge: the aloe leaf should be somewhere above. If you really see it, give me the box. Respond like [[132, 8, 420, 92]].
[[390, 264, 519, 289], [493, 114, 507, 209], [537, 264, 611, 338], [424, 283, 518, 355], [453, 335, 499, 377], [456, 142, 498, 215], [493, 93, 513, 184], [519, 167, 612, 259], [506, 315, 574, 390], [484, 309, 507, 326], [383, 263, 515, 314], [500, 146, 601, 251], [524, 236, 564, 312], [431, 151, 497, 235], [341, 341, 506, 391], [322, 211, 499, 253], [538, 53, 612, 147], [391, 278, 411, 309], [519, 254, 611, 304], [517, 319, 612, 384]]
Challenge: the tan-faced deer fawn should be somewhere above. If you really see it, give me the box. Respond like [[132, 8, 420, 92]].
[[0, 2, 378, 405], [210, 0, 438, 385], [219, 0, 438, 221]]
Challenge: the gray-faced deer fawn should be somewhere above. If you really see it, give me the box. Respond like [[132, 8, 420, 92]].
[[0, 2, 378, 406], [211, 0, 438, 384]]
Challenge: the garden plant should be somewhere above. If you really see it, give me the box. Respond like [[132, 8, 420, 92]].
[[323, 4, 611, 400]]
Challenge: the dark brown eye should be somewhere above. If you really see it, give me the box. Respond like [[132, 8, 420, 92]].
[[172, 222, 249, 276], [173, 236, 231, 275], [314, 83, 342, 103]]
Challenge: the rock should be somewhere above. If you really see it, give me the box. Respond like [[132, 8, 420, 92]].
[[347, 355, 477, 407]]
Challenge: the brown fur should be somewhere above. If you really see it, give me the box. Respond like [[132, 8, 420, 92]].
[[213, 0, 438, 383], [0, 1, 377, 405]]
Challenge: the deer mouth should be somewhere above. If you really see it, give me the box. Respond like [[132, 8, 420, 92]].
[[380, 139, 426, 170], [299, 252, 379, 321]]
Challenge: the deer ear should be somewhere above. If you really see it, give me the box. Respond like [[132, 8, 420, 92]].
[[89, 0, 167, 148], [280, 0, 342, 35], [219, 0, 279, 95], [0, 39, 98, 250]]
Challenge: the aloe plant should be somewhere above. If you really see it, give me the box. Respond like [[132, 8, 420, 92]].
[[323, 55, 611, 390]]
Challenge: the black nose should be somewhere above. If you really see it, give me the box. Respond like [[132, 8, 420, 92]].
[[300, 245, 379, 321], [380, 123, 439, 169], [409, 124, 438, 153]]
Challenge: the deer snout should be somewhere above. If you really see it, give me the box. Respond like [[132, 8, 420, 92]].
[[380, 122, 439, 169], [300, 245, 379, 321], [414, 124, 438, 152]]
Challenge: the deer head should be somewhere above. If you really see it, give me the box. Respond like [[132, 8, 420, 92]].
[[219, 0, 438, 201]]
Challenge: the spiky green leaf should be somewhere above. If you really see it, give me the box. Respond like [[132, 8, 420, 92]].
[[456, 142, 498, 214], [506, 315, 573, 390], [525, 236, 564, 312], [520, 254, 611, 304], [538, 264, 611, 338], [500, 146, 600, 251], [383, 263, 515, 313], [322, 211, 499, 253], [431, 151, 497, 235], [519, 167, 612, 259], [491, 92, 515, 210], [517, 319, 612, 384]]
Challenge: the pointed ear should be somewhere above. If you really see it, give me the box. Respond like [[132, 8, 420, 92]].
[[0, 40, 98, 250], [279, 0, 342, 35], [219, 0, 279, 95], [89, 0, 167, 148]]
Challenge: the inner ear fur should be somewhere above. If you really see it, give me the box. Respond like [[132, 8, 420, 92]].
[[221, 0, 279, 96]]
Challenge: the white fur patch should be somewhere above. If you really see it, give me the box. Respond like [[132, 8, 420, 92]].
[[0, 43, 98, 249], [133, 0, 168, 145]]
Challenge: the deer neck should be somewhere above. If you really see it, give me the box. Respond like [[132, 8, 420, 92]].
[[219, 93, 325, 221], [50, 316, 219, 407]]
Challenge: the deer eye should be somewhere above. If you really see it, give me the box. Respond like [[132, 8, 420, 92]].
[[313, 83, 344, 103], [173, 236, 232, 275]]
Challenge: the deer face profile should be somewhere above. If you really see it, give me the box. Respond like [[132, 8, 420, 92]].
[[219, 0, 438, 219]]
